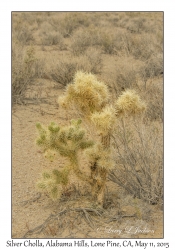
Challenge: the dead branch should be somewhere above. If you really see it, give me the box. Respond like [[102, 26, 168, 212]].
[[23, 207, 103, 238]]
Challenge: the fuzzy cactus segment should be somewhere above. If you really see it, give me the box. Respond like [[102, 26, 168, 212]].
[[85, 143, 115, 170], [90, 105, 116, 136], [37, 171, 62, 201], [115, 89, 146, 116], [37, 167, 71, 200], [58, 71, 110, 114], [36, 119, 94, 160]]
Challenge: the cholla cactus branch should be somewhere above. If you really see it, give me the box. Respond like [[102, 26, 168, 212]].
[[37, 166, 71, 201], [90, 105, 116, 136], [58, 71, 110, 115], [36, 119, 94, 200], [115, 89, 146, 116]]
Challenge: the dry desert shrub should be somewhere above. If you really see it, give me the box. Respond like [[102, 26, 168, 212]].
[[125, 17, 147, 33], [140, 80, 163, 122], [19, 12, 41, 27], [119, 12, 163, 33], [12, 44, 45, 104], [35, 15, 47, 27], [123, 33, 156, 60], [49, 59, 78, 87], [70, 25, 106, 56], [122, 16, 159, 34], [70, 30, 92, 55], [139, 54, 163, 84], [41, 31, 64, 47], [38, 21, 64, 48], [13, 25, 34, 45], [109, 118, 163, 206], [70, 27, 124, 56], [59, 13, 90, 38], [12, 43, 26, 103], [109, 57, 139, 92], [85, 26, 104, 46], [85, 28, 126, 55], [49, 50, 103, 87], [117, 16, 130, 29], [99, 28, 160, 57], [105, 12, 120, 25], [110, 29, 128, 55], [77, 48, 103, 74], [100, 32, 117, 54], [39, 21, 55, 33], [12, 13, 37, 45]]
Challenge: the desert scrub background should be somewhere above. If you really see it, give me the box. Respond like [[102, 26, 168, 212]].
[[12, 12, 163, 238]]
